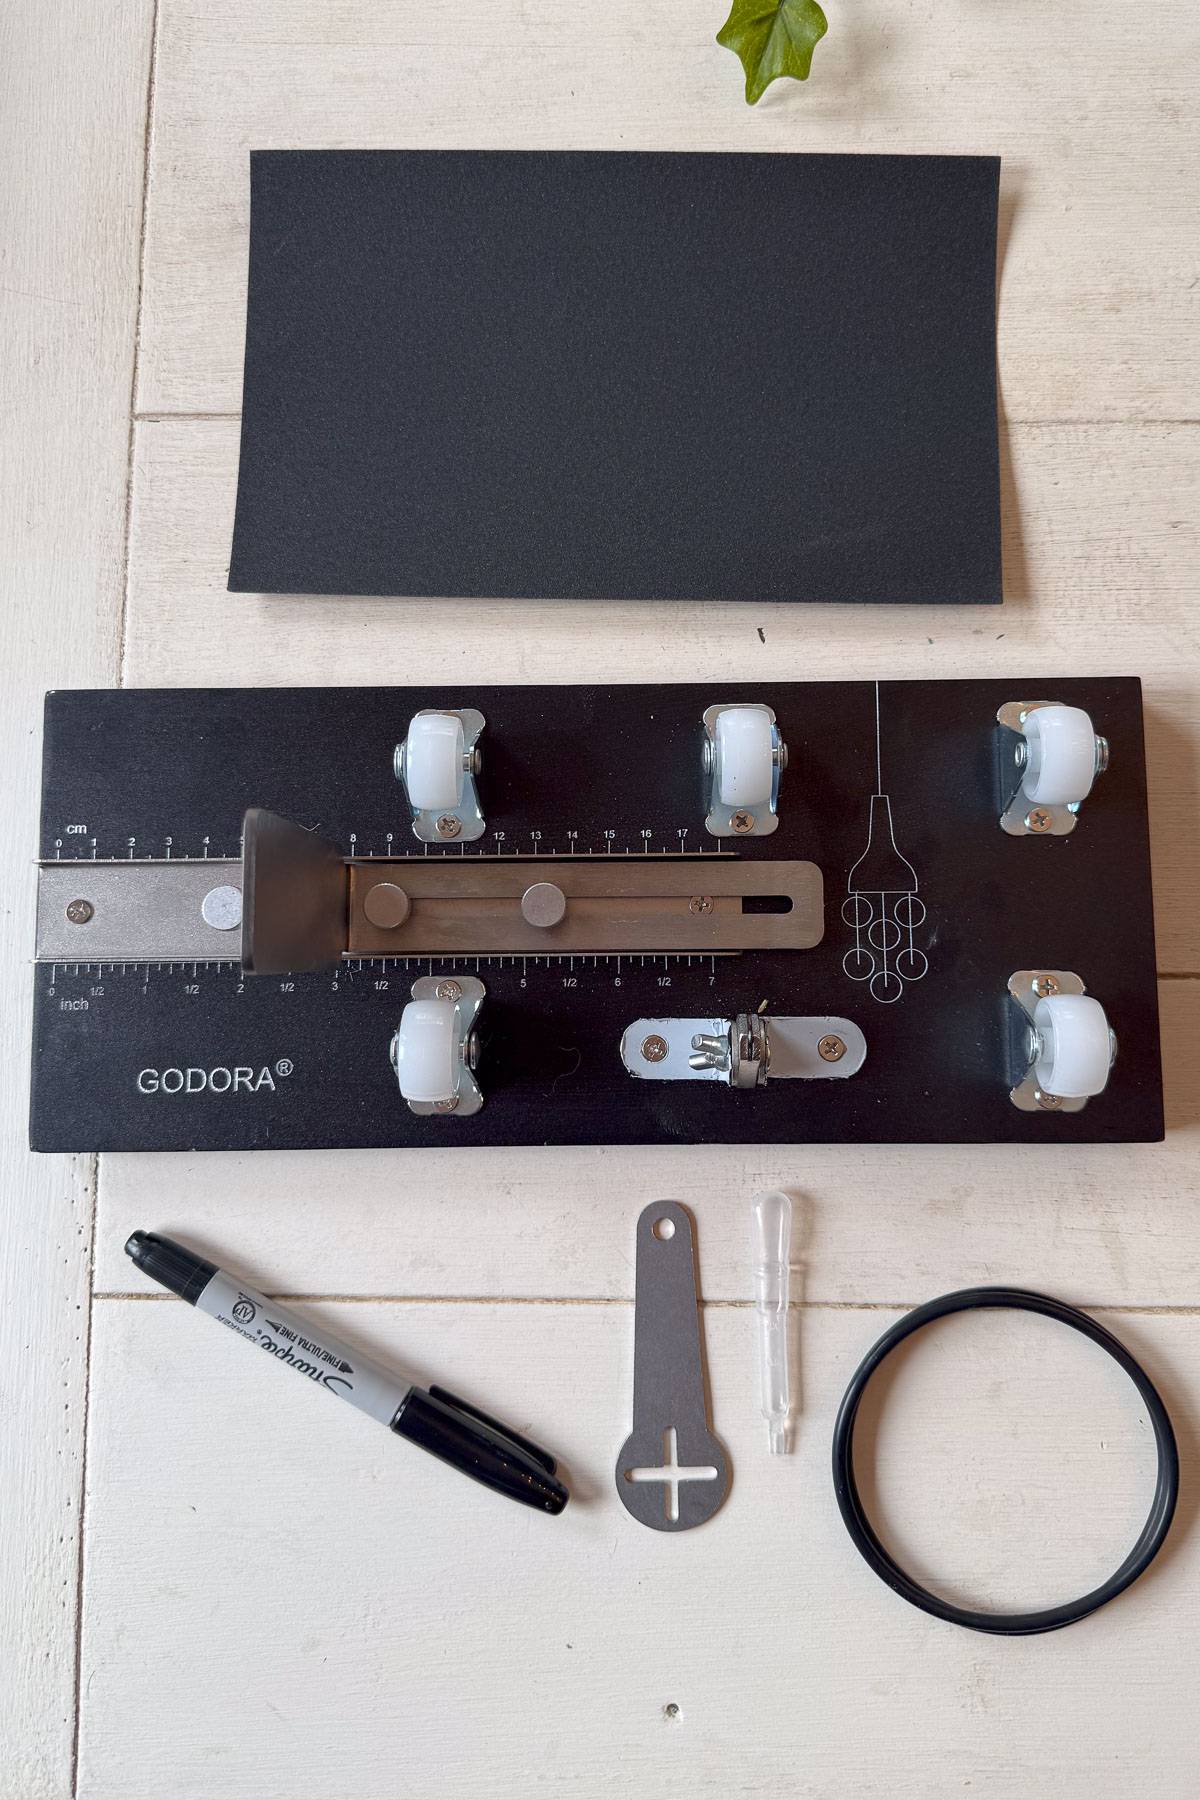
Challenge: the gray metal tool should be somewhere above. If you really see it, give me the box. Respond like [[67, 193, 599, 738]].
[[615, 1202, 731, 1531]]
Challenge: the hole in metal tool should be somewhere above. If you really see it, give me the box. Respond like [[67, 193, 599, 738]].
[[625, 1428, 719, 1522]]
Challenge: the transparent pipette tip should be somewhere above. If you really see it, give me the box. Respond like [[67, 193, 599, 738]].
[[752, 1190, 793, 1455]]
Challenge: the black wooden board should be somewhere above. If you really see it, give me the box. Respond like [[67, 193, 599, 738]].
[[31, 680, 1161, 1151], [228, 151, 1001, 605]]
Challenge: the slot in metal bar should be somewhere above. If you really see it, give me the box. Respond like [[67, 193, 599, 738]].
[[36, 807, 824, 967], [348, 857, 823, 955]]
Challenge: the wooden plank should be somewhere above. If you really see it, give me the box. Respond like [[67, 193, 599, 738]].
[[95, 977, 1197, 1304], [135, 0, 1200, 421], [122, 417, 1200, 970], [77, 1295, 1199, 1798], [0, 3, 155, 1794]]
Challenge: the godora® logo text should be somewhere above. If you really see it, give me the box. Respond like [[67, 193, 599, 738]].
[[136, 1058, 294, 1096]]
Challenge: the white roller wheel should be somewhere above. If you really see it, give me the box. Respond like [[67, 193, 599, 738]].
[[405, 712, 464, 811], [715, 706, 774, 808], [393, 998, 458, 1104], [1023, 705, 1098, 807], [1033, 994, 1113, 1099]]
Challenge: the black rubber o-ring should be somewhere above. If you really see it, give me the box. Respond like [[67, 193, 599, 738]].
[[831, 1287, 1179, 1635]]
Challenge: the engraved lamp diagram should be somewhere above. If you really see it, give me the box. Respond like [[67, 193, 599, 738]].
[[842, 684, 928, 1005]]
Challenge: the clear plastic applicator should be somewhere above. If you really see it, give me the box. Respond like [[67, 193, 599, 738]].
[[751, 1190, 793, 1453]]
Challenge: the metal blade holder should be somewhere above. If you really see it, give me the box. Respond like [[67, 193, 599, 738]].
[[615, 1202, 731, 1531]]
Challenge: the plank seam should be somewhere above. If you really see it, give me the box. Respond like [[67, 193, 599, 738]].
[[130, 413, 1200, 427], [117, 0, 162, 692], [90, 1292, 1200, 1316], [68, 1165, 101, 1800], [75, 3, 161, 1791]]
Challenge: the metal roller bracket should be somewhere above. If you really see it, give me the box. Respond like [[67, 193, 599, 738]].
[[702, 702, 787, 839], [394, 707, 486, 845], [996, 700, 1105, 838], [1007, 968, 1091, 1113], [390, 974, 486, 1117]]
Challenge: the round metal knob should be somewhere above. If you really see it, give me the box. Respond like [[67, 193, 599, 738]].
[[200, 884, 242, 931], [521, 881, 567, 929], [363, 881, 411, 930]]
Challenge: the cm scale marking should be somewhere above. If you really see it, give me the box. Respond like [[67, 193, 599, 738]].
[[29, 679, 1162, 1150]]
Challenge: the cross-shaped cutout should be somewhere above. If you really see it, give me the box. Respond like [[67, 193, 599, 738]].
[[624, 1427, 719, 1522]]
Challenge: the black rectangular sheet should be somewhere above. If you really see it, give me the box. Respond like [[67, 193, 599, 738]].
[[229, 151, 1001, 604]]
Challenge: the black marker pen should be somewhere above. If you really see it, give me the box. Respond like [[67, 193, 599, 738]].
[[125, 1231, 568, 1515]]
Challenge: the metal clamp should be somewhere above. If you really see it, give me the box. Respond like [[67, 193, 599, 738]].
[[621, 1013, 866, 1085], [394, 708, 486, 843]]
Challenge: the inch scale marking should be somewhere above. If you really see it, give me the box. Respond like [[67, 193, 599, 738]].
[[44, 952, 725, 983]]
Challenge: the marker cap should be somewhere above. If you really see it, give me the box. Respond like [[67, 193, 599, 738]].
[[125, 1231, 217, 1304], [393, 1386, 569, 1515]]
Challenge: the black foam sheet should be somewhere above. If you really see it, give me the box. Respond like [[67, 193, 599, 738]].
[[228, 151, 1001, 604]]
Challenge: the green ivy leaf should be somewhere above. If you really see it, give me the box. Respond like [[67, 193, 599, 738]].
[[717, 0, 828, 104]]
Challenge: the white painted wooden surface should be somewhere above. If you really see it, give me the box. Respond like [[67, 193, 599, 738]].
[[135, 0, 1200, 422], [77, 1300, 1199, 1799], [3, 0, 1199, 1794], [0, 6, 153, 1797]]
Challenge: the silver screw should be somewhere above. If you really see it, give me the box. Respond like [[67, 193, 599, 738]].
[[393, 742, 406, 783], [1035, 1089, 1064, 1111], [731, 810, 755, 834], [436, 814, 462, 839], [65, 899, 94, 925], [641, 1034, 669, 1064], [1025, 808, 1053, 834], [433, 1095, 461, 1113], [1032, 975, 1060, 998], [774, 739, 789, 771], [688, 895, 715, 915], [435, 979, 463, 1002], [818, 1034, 846, 1063]]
